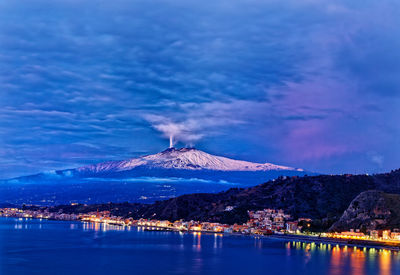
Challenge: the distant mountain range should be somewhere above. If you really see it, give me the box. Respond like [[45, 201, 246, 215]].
[[0, 147, 307, 205]]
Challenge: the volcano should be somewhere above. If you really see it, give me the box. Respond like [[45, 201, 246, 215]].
[[0, 147, 308, 205], [75, 147, 303, 175]]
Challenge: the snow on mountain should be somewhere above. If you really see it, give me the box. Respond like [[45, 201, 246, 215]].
[[76, 147, 303, 174]]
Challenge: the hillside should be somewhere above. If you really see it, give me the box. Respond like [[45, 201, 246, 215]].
[[128, 170, 400, 226], [329, 190, 400, 232], [38, 169, 400, 230]]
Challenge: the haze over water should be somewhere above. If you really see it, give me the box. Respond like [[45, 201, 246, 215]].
[[1, 218, 399, 275]]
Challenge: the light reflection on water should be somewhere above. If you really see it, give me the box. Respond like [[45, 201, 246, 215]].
[[286, 240, 399, 275], [5, 218, 400, 274], [82, 221, 132, 232], [192, 232, 202, 252]]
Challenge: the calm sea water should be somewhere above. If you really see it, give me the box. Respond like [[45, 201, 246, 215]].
[[1, 218, 400, 275]]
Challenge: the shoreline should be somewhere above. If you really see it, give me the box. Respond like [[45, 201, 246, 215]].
[[3, 216, 400, 251], [134, 224, 400, 251], [264, 234, 400, 251]]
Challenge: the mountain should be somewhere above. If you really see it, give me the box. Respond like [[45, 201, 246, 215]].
[[0, 147, 307, 206], [40, 169, 400, 232], [329, 190, 400, 232], [75, 147, 303, 175]]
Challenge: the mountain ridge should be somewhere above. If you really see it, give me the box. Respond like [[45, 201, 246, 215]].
[[127, 169, 400, 228], [0, 147, 308, 206], [74, 147, 303, 175], [32, 169, 400, 231]]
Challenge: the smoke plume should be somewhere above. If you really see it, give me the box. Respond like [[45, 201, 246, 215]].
[[145, 115, 203, 147]]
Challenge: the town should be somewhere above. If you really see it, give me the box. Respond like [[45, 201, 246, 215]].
[[0, 207, 308, 234], [1, 207, 400, 246]]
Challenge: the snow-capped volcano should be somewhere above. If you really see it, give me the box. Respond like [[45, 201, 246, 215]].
[[2, 147, 309, 206], [76, 147, 303, 174]]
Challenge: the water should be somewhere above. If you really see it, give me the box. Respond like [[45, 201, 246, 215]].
[[1, 218, 400, 275]]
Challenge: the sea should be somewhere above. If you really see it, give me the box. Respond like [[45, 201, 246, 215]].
[[1, 218, 399, 275]]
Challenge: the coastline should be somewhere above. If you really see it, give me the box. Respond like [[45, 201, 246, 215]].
[[264, 233, 400, 251], [3, 216, 400, 251]]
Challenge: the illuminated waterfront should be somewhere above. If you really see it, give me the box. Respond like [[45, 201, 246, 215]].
[[1, 218, 400, 274], [3, 207, 400, 250]]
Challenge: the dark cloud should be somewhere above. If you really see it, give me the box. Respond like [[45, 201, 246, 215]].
[[0, 0, 399, 178]]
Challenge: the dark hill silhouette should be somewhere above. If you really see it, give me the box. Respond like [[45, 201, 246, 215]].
[[329, 190, 400, 232], [32, 169, 400, 230]]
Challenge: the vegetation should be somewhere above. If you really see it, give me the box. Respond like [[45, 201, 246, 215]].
[[23, 169, 400, 231]]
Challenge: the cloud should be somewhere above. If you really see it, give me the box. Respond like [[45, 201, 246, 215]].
[[84, 176, 236, 185], [0, 0, 400, 177], [144, 114, 203, 146], [143, 100, 251, 147], [367, 152, 385, 168]]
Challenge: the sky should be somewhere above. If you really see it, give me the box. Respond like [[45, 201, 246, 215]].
[[0, 0, 399, 178]]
